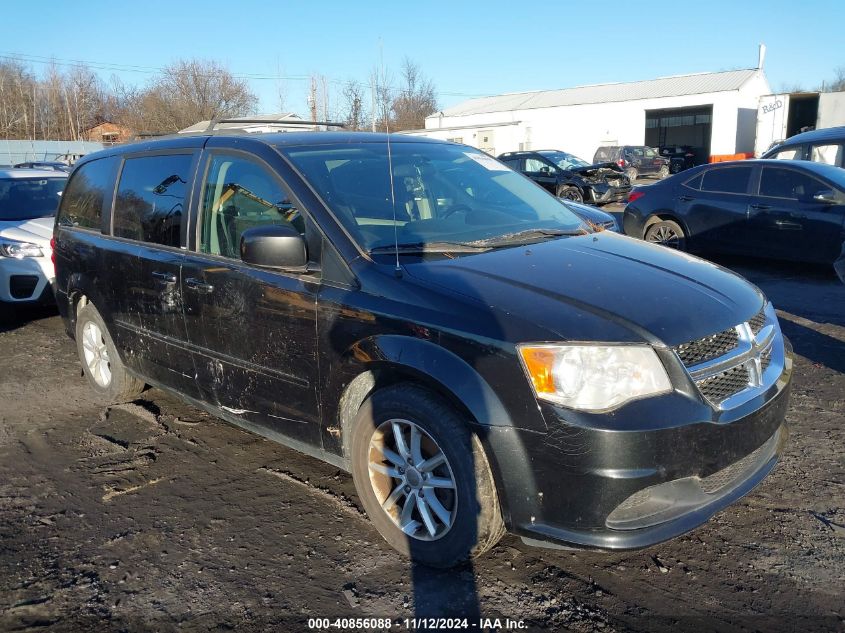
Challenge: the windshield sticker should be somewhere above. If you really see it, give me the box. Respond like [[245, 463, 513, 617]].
[[464, 152, 509, 171]]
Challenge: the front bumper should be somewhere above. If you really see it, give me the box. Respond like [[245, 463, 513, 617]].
[[0, 255, 55, 304], [587, 182, 631, 205], [479, 339, 793, 551]]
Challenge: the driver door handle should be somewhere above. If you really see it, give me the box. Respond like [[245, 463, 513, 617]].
[[185, 277, 215, 294], [749, 203, 771, 210], [151, 271, 177, 283], [679, 195, 694, 202]]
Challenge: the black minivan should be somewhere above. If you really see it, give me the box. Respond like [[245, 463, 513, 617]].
[[53, 130, 792, 567]]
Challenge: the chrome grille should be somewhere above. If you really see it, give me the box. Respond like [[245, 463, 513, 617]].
[[673, 328, 739, 366], [697, 365, 750, 402], [748, 309, 766, 336], [672, 304, 783, 410], [761, 345, 772, 372]]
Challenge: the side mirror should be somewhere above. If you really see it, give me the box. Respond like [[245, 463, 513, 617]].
[[240, 224, 307, 270], [812, 189, 837, 204]]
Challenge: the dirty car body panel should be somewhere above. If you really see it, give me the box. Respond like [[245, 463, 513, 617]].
[[53, 132, 792, 553]]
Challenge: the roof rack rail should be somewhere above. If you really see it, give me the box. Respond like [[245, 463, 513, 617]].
[[204, 118, 346, 132]]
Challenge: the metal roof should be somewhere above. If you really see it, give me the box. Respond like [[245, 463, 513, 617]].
[[432, 69, 762, 118], [0, 140, 103, 167]]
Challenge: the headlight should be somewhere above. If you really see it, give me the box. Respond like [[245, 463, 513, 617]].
[[517, 344, 672, 411], [0, 240, 45, 259]]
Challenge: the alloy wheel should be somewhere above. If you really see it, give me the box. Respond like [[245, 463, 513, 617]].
[[81, 321, 112, 387], [646, 224, 681, 248], [367, 418, 457, 541]]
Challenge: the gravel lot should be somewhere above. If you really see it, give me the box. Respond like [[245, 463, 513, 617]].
[[1, 250, 843, 632]]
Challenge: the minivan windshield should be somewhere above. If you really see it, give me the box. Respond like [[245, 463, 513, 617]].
[[0, 177, 66, 221], [537, 150, 591, 170], [281, 142, 585, 253]]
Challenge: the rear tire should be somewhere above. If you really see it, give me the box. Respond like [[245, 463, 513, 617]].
[[625, 168, 638, 182], [644, 219, 686, 250], [350, 384, 505, 568], [76, 302, 145, 403], [658, 165, 670, 179]]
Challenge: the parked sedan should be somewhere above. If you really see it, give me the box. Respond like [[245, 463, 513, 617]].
[[0, 168, 67, 310], [623, 160, 845, 272], [13, 161, 72, 173], [498, 150, 631, 205]]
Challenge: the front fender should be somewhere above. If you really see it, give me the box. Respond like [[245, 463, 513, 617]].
[[349, 334, 514, 429]]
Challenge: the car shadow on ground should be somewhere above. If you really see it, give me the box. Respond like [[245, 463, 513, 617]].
[[0, 303, 58, 333]]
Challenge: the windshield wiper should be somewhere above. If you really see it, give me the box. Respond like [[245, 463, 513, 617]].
[[368, 241, 491, 254], [466, 228, 587, 248]]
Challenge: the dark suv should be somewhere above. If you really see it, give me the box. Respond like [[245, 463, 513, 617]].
[[53, 130, 792, 567], [498, 150, 631, 205], [593, 145, 670, 181]]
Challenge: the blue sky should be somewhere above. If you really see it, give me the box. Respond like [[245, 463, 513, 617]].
[[3, 0, 844, 116]]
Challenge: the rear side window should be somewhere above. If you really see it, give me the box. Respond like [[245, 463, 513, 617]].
[[769, 146, 804, 160], [700, 166, 752, 194], [810, 143, 843, 166], [759, 167, 829, 200], [593, 147, 618, 162], [113, 154, 192, 247], [57, 157, 117, 229], [683, 173, 704, 190]]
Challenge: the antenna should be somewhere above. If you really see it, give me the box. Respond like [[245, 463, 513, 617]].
[[380, 42, 402, 278], [386, 121, 400, 277]]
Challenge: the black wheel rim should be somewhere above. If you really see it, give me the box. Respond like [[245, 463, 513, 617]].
[[563, 189, 582, 202]]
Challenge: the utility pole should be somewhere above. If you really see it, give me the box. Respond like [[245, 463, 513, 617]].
[[308, 76, 317, 124]]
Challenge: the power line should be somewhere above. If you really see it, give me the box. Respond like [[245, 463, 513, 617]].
[[0, 51, 490, 99]]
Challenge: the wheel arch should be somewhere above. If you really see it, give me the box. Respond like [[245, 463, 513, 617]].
[[642, 212, 690, 240], [63, 273, 111, 340], [334, 335, 515, 461]]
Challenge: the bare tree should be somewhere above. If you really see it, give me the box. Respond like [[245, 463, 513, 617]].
[[370, 65, 393, 132], [391, 57, 438, 131], [131, 59, 257, 133], [820, 66, 845, 92], [0, 60, 35, 139], [341, 79, 366, 131]]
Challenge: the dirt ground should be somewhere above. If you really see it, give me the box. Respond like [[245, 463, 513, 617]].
[[1, 252, 843, 633]]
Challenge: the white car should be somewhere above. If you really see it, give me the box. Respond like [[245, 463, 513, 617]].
[[0, 169, 67, 307]]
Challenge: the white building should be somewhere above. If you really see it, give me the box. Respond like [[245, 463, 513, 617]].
[[407, 68, 771, 164]]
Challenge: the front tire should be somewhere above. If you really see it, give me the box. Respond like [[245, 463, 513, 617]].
[[644, 219, 686, 250], [556, 185, 584, 203], [350, 384, 505, 568], [658, 165, 670, 179], [76, 302, 145, 403]]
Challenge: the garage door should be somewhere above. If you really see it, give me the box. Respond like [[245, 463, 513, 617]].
[[645, 105, 712, 165]]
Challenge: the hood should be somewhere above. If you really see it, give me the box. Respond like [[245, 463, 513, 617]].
[[568, 162, 623, 176], [0, 216, 54, 247], [403, 232, 764, 347]]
